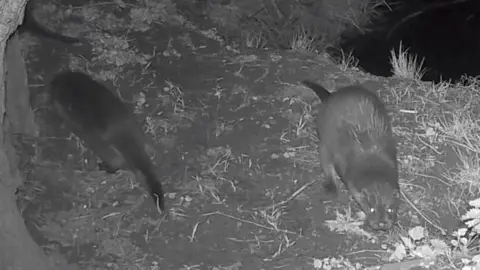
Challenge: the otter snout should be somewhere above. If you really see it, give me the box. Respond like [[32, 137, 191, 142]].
[[367, 217, 394, 231]]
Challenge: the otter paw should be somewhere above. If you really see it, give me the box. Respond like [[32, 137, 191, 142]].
[[323, 180, 338, 195], [97, 161, 118, 174]]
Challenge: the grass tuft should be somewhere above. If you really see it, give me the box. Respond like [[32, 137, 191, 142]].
[[289, 26, 316, 52], [390, 41, 427, 81]]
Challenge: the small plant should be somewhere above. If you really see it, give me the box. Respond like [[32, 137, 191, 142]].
[[387, 198, 480, 269], [389, 226, 448, 262], [338, 50, 359, 71], [438, 106, 480, 196], [289, 26, 316, 52], [287, 97, 313, 138], [241, 29, 267, 49], [389, 41, 427, 81], [163, 80, 185, 115], [324, 206, 375, 239], [325, 48, 359, 71]]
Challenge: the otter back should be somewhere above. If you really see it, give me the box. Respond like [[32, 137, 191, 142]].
[[302, 80, 400, 231], [49, 71, 165, 210]]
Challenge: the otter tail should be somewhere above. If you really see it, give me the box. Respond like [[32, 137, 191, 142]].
[[111, 131, 165, 211], [301, 80, 332, 101], [20, 1, 82, 44]]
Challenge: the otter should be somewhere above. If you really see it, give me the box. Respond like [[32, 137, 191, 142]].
[[17, 0, 82, 44], [49, 71, 165, 210], [302, 80, 400, 230]]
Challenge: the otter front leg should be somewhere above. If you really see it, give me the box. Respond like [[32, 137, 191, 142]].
[[319, 145, 341, 196], [95, 145, 126, 174], [322, 164, 340, 195], [80, 134, 126, 174]]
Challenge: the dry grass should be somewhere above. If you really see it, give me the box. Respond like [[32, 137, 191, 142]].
[[324, 48, 360, 71], [241, 29, 268, 49], [390, 41, 428, 81], [289, 26, 317, 52], [324, 206, 375, 239]]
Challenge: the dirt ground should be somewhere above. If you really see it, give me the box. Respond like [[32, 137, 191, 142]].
[[12, 1, 475, 270]]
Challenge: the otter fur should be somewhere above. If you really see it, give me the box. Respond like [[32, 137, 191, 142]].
[[302, 80, 400, 230], [49, 71, 165, 210]]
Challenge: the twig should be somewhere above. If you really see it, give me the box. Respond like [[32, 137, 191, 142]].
[[201, 211, 297, 235], [260, 179, 318, 211], [189, 221, 201, 242], [254, 67, 269, 83], [417, 138, 441, 155]]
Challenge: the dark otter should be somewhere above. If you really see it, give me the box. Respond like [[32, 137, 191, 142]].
[[17, 0, 82, 44], [49, 71, 165, 210], [302, 80, 400, 230]]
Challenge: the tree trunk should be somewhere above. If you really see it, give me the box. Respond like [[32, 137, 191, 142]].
[[0, 0, 55, 269]]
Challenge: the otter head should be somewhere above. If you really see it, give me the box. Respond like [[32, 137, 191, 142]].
[[347, 170, 400, 231]]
